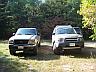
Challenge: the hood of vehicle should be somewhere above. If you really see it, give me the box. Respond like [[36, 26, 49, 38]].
[[9, 35, 35, 41], [55, 34, 82, 39]]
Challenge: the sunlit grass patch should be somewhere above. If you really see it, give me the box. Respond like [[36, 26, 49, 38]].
[[0, 41, 28, 72], [0, 40, 96, 72]]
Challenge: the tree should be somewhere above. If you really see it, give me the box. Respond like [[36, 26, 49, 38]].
[[0, 0, 41, 39], [0, 0, 82, 39], [6, 0, 41, 28], [80, 0, 96, 40], [38, 0, 82, 39], [0, 0, 9, 39]]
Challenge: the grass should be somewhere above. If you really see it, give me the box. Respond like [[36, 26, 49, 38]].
[[0, 41, 28, 72], [0, 40, 96, 72]]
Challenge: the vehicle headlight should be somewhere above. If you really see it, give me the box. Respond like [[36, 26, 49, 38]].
[[28, 39, 35, 45], [79, 37, 83, 41], [58, 38, 64, 43], [9, 40, 14, 44]]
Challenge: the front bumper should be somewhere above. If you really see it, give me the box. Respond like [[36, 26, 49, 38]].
[[56, 41, 84, 49], [9, 44, 36, 51]]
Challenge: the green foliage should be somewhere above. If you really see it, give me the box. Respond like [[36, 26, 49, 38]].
[[0, 0, 82, 39], [38, 0, 82, 39], [42, 0, 82, 26], [0, 0, 41, 39], [0, 0, 9, 39], [80, 0, 96, 40], [6, 0, 41, 29]]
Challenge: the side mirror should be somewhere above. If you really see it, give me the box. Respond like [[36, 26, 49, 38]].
[[52, 33, 55, 35], [37, 33, 40, 35], [13, 33, 15, 36], [77, 32, 80, 34]]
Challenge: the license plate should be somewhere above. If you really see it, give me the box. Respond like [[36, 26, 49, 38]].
[[18, 46, 24, 49], [69, 43, 75, 46]]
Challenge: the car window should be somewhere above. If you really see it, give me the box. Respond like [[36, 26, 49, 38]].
[[74, 28, 80, 32], [56, 27, 76, 34], [16, 29, 36, 35], [74, 28, 82, 34]]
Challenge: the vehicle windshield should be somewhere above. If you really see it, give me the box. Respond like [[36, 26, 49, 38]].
[[16, 29, 36, 35], [56, 27, 76, 34]]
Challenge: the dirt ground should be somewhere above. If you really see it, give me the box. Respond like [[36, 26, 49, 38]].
[[40, 42, 96, 56], [37, 42, 96, 72], [0, 41, 96, 72]]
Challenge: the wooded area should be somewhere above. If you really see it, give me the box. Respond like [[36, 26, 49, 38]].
[[0, 0, 96, 40]]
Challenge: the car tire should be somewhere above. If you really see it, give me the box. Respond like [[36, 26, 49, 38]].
[[9, 49, 16, 55], [38, 42, 41, 47], [53, 44, 61, 55], [81, 44, 84, 48], [54, 48, 60, 55], [32, 47, 38, 55]]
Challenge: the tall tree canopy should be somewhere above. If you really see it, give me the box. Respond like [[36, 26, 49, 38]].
[[41, 0, 82, 26], [0, 0, 83, 39], [0, 0, 8, 39], [80, 0, 96, 40], [6, 0, 41, 31], [0, 0, 41, 39], [39, 0, 82, 38]]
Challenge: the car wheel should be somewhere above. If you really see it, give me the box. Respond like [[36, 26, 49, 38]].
[[81, 44, 84, 48], [53, 44, 61, 55], [9, 49, 16, 55], [38, 42, 41, 47], [32, 47, 38, 55]]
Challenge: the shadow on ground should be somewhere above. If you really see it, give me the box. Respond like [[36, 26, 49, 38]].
[[17, 45, 60, 61], [60, 46, 96, 59], [70, 46, 96, 59], [16, 45, 96, 59], [0, 52, 30, 72]]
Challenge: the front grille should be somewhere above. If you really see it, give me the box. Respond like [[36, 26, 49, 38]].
[[14, 40, 28, 44], [65, 38, 77, 42]]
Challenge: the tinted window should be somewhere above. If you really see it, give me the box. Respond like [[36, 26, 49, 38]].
[[74, 28, 81, 34], [16, 29, 36, 35], [74, 28, 80, 32], [56, 28, 76, 34]]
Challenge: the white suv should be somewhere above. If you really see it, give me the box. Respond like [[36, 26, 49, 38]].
[[9, 28, 40, 55], [52, 25, 84, 54]]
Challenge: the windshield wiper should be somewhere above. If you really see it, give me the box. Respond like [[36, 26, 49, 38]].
[[25, 34, 32, 35]]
